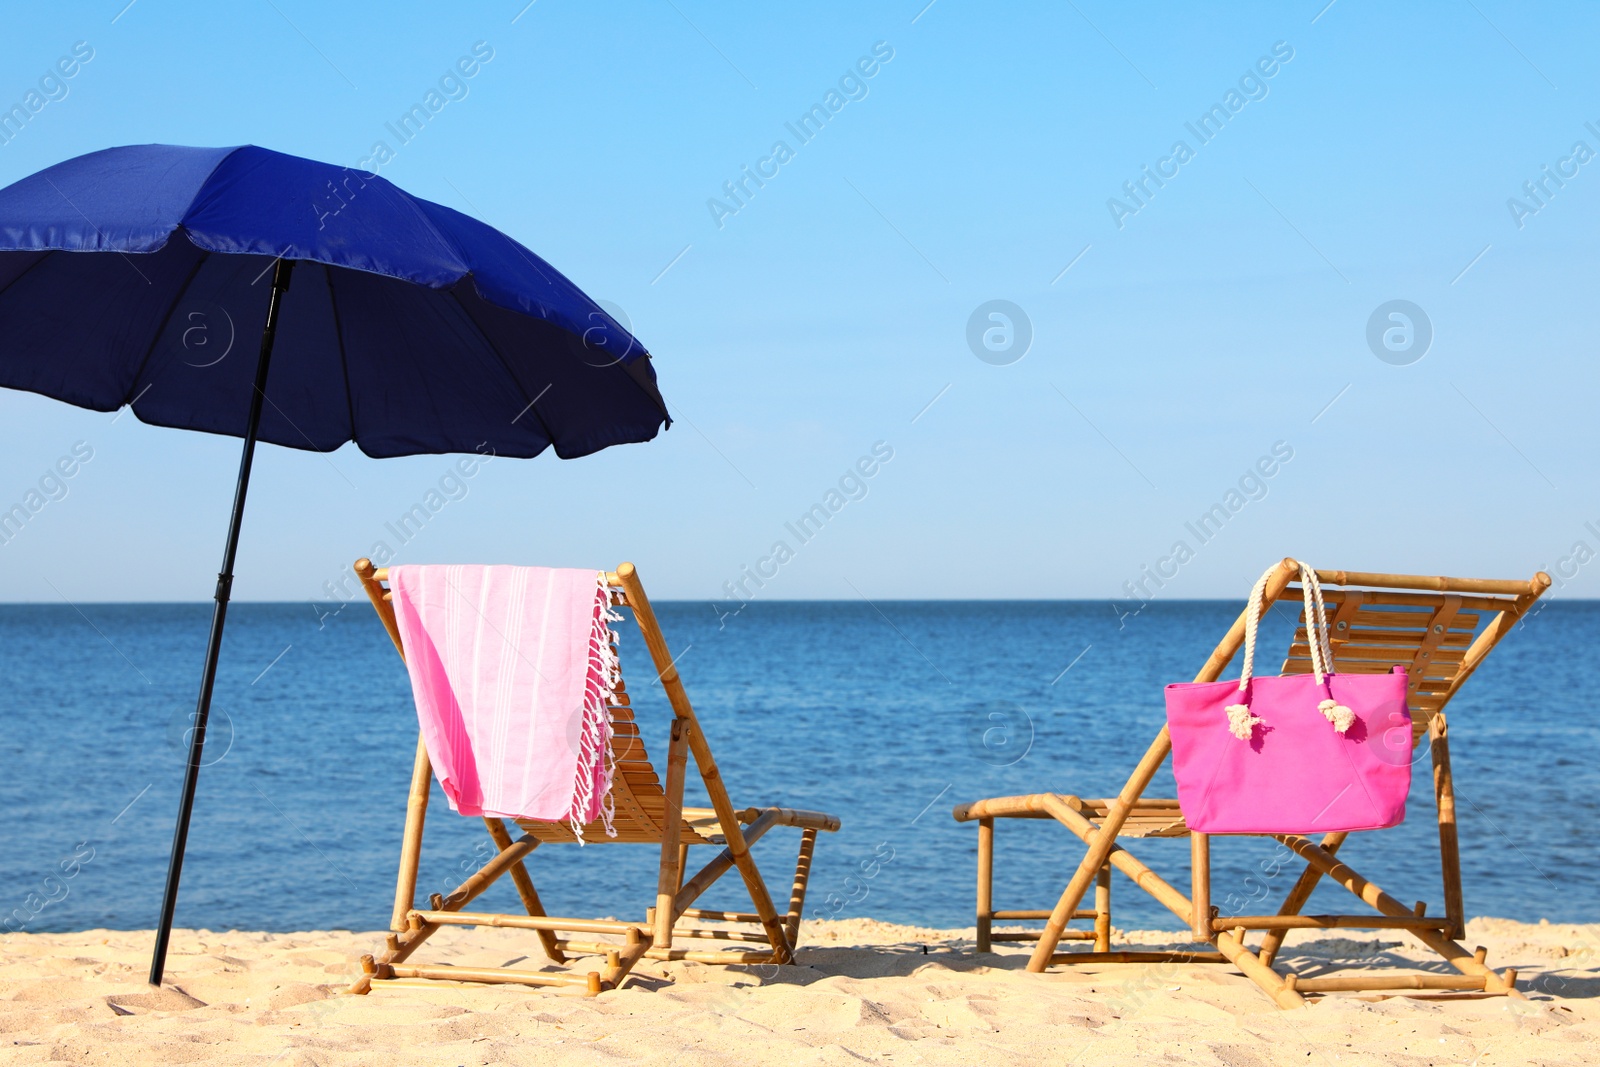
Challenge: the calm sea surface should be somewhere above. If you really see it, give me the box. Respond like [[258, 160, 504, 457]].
[[1, 598, 1594, 936]]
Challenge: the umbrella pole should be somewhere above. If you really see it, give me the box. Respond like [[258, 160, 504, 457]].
[[149, 258, 295, 986]]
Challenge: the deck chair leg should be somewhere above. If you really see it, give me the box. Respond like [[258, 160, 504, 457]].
[[1043, 795, 1194, 930], [617, 564, 794, 965], [676, 845, 690, 896], [352, 830, 539, 993], [1258, 832, 1346, 968], [483, 818, 564, 963], [653, 718, 691, 950], [697, 789, 789, 961], [1215, 929, 1306, 1008], [1189, 832, 1212, 943], [1028, 730, 1172, 972], [1431, 713, 1466, 941], [976, 818, 994, 953], [1274, 834, 1521, 997], [673, 810, 787, 916], [785, 828, 818, 948], [390, 734, 433, 933], [1027, 560, 1300, 973], [600, 927, 653, 991], [1093, 863, 1112, 952]]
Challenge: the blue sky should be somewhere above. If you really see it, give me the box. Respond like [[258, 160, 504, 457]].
[[0, 0, 1595, 605]]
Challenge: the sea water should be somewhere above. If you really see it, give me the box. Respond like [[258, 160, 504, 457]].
[[1, 598, 1593, 936]]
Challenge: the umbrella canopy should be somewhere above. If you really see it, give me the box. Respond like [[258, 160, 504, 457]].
[[0, 145, 670, 985], [0, 144, 668, 457]]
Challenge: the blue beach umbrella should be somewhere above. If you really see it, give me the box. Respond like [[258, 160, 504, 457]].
[[0, 144, 669, 984]]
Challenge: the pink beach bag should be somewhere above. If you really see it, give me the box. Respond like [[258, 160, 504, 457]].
[[1164, 562, 1413, 834]]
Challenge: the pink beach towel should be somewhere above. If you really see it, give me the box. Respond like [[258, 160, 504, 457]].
[[388, 565, 620, 841]]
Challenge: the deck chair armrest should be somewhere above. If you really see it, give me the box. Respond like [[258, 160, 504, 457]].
[[738, 806, 841, 832], [952, 794, 1061, 822]]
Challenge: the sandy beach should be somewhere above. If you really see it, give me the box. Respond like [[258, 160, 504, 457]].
[[3, 916, 1595, 1065]]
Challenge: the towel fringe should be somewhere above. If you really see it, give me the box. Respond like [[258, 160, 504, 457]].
[[569, 571, 622, 843]]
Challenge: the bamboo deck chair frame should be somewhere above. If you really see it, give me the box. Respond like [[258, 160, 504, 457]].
[[347, 559, 840, 996], [953, 558, 1551, 1007]]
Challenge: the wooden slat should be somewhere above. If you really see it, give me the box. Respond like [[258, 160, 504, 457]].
[[1300, 586, 1511, 612], [1326, 628, 1474, 648], [1333, 608, 1480, 630], [1290, 642, 1465, 665], [518, 823, 714, 845], [1283, 657, 1417, 676]]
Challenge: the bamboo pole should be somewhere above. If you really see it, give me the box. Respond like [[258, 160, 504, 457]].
[[661, 927, 773, 942], [674, 809, 782, 914], [1271, 835, 1521, 996], [1212, 914, 1452, 931], [1439, 573, 1550, 706], [548, 938, 789, 966], [1430, 713, 1465, 940], [483, 817, 563, 962], [735, 806, 840, 831], [679, 908, 762, 923], [954, 794, 1183, 821], [387, 735, 433, 933], [1041, 795, 1194, 927], [356, 561, 438, 937], [1190, 833, 1211, 943], [641, 946, 788, 964], [410, 911, 641, 935], [382, 964, 592, 989], [993, 930, 1097, 941], [1025, 559, 1300, 973], [618, 561, 792, 964], [1258, 831, 1347, 968], [435, 836, 539, 910], [1094, 865, 1112, 952], [1052, 950, 1228, 965], [1309, 570, 1543, 596], [1214, 929, 1306, 1009], [654, 718, 691, 949], [600, 927, 652, 990], [355, 559, 403, 653], [1291, 974, 1489, 993], [349, 832, 539, 994], [976, 818, 994, 952], [785, 828, 818, 948]]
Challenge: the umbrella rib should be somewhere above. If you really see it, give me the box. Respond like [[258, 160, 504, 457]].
[[124, 246, 211, 406], [448, 286, 558, 449], [0, 249, 54, 305], [324, 263, 359, 444]]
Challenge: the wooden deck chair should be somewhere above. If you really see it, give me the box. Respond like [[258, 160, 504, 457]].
[[347, 559, 840, 996], [954, 559, 1550, 1007]]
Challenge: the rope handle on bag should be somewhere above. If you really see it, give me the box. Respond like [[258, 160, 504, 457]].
[[1225, 560, 1355, 740]]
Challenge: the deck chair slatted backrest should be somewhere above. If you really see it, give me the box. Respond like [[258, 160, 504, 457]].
[[1278, 571, 1539, 745], [954, 559, 1550, 1009], [521, 669, 718, 847], [347, 559, 839, 996]]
